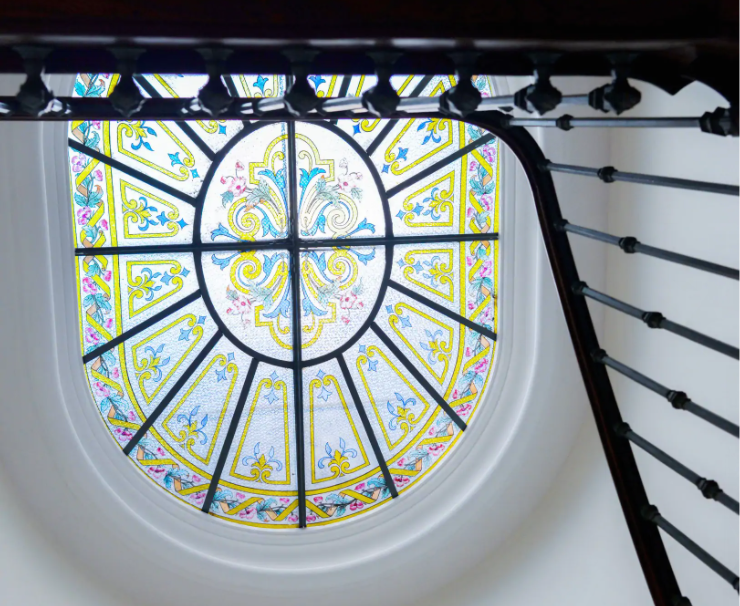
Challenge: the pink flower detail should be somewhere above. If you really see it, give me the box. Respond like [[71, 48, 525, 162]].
[[92, 121, 101, 129], [452, 389, 459, 400], [482, 146, 496, 163], [71, 154, 86, 173], [192, 475, 201, 483], [428, 444, 446, 455], [280, 497, 291, 504], [397, 459, 405, 466], [82, 277, 97, 294], [76, 207, 92, 225], [235, 161, 245, 171], [236, 492, 246, 499], [466, 208, 474, 218], [466, 256, 473, 266], [85, 327, 100, 344], [128, 410, 136, 422], [94, 169, 104, 181], [457, 403, 473, 417], [112, 368, 120, 380], [467, 302, 475, 310], [156, 447, 166, 457], [480, 195, 493, 211], [335, 158, 363, 195], [469, 161, 478, 171], [474, 359, 489, 374], [103, 270, 112, 282], [93, 381, 110, 398], [288, 515, 299, 523], [101, 219, 109, 230], [465, 347, 472, 357], [307, 514, 317, 523], [105, 318, 114, 329], [355, 483, 366, 491], [479, 261, 492, 278], [313, 496, 323, 503], [223, 175, 247, 196]]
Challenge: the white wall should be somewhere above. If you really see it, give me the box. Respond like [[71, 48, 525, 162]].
[[605, 81, 739, 606]]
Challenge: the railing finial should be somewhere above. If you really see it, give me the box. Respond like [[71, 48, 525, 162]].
[[196, 47, 234, 117], [283, 49, 321, 117], [362, 51, 401, 117], [108, 47, 146, 118]]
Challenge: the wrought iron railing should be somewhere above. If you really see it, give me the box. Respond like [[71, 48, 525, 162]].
[[0, 44, 737, 605]]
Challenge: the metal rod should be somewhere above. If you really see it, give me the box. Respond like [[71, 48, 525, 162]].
[[74, 232, 500, 258], [643, 505, 740, 591], [321, 96, 364, 112], [617, 423, 739, 514], [560, 221, 740, 280], [82, 290, 202, 364], [544, 161, 739, 196], [510, 116, 702, 129], [465, 113, 687, 606], [370, 322, 467, 431], [337, 354, 398, 498], [201, 358, 259, 514], [593, 350, 740, 437], [575, 282, 739, 359], [397, 96, 441, 112], [123, 330, 222, 455], [287, 121, 307, 529]]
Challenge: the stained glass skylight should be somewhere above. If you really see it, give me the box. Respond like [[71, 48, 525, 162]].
[[70, 73, 500, 528]]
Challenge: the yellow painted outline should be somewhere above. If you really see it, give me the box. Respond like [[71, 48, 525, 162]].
[[401, 248, 455, 302], [388, 302, 453, 385], [356, 346, 431, 450], [120, 179, 184, 239], [400, 170, 455, 228], [131, 314, 204, 404], [384, 79, 457, 176], [127, 259, 185, 318], [162, 353, 239, 465], [116, 121, 195, 182], [230, 378, 292, 486], [308, 374, 369, 483]]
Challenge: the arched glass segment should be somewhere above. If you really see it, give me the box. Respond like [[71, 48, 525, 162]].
[[70, 73, 500, 528]]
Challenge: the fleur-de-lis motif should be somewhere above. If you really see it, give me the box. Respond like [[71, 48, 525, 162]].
[[419, 329, 448, 367], [243, 442, 283, 482], [138, 344, 170, 382], [129, 267, 162, 301], [176, 405, 209, 446], [386, 393, 421, 437], [127, 121, 158, 151], [318, 438, 358, 478]]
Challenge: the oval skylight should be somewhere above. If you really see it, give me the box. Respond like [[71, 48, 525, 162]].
[[70, 73, 500, 528]]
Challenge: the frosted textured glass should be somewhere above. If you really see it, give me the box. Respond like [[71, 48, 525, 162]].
[[296, 121, 386, 240], [201, 249, 293, 362], [70, 72, 501, 530], [200, 123, 290, 243], [299, 246, 385, 360]]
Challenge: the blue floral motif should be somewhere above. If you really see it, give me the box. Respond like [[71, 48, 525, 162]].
[[176, 405, 209, 445]]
